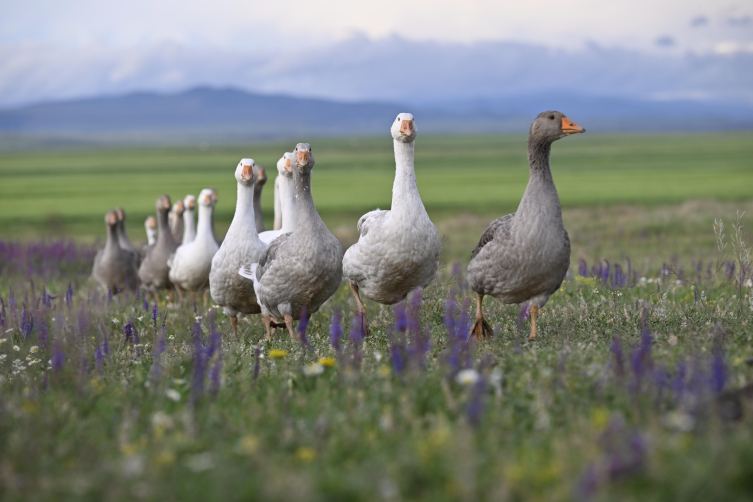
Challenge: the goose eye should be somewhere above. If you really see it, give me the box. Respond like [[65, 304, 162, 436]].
[[397, 117, 401, 121], [549, 115, 555, 120]]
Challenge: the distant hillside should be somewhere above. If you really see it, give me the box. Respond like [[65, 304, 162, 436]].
[[0, 87, 751, 146]]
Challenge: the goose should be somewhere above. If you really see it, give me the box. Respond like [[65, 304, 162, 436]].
[[138, 195, 179, 290], [144, 216, 157, 246], [342, 113, 441, 334], [273, 174, 283, 230], [168, 189, 220, 293], [208, 188, 222, 246], [209, 159, 267, 337], [92, 210, 138, 293], [239, 144, 343, 341], [253, 164, 267, 233], [257, 153, 296, 245], [169, 200, 185, 244], [182, 195, 197, 244], [115, 207, 141, 268], [467, 111, 585, 340]]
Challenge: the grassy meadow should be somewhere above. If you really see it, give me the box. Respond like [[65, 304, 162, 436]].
[[1, 131, 753, 501]]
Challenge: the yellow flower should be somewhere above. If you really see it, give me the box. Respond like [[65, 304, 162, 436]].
[[295, 447, 316, 462], [318, 357, 336, 367], [269, 349, 289, 358]]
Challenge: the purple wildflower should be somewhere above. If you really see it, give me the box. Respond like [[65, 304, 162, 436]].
[[65, 284, 73, 306], [123, 321, 135, 344], [152, 303, 158, 328], [579, 258, 588, 277], [710, 353, 726, 393], [390, 344, 406, 374], [329, 307, 342, 352], [52, 340, 65, 372], [724, 261, 735, 280], [20, 307, 33, 340], [394, 303, 407, 332], [142, 297, 149, 311], [0, 297, 5, 329], [38, 319, 48, 347], [466, 378, 487, 427], [407, 289, 422, 335], [573, 463, 599, 500], [297, 307, 309, 347], [209, 356, 222, 400], [95, 346, 104, 374], [516, 302, 528, 334], [349, 316, 364, 362], [611, 338, 625, 378], [191, 321, 207, 404]]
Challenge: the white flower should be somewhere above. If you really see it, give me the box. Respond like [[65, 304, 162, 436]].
[[165, 389, 181, 402], [0, 354, 6, 360], [195, 316, 203, 322], [592, 289, 598, 294], [112, 318, 120, 324], [616, 291, 622, 297], [662, 411, 695, 432], [30, 346, 38, 353], [168, 335, 175, 340], [302, 363, 324, 376], [455, 369, 480, 386], [137, 316, 143, 321], [0, 338, 6, 343], [373, 351, 383, 362], [13, 345, 20, 352]]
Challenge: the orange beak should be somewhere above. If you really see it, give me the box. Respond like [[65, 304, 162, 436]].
[[162, 198, 171, 209], [187, 199, 195, 209], [241, 164, 254, 181], [257, 166, 265, 177], [108, 213, 117, 224], [561, 116, 585, 134], [211, 189, 218, 202], [204, 194, 212, 204], [297, 150, 309, 165], [399, 119, 414, 136], [284, 158, 292, 172], [147, 218, 156, 228]]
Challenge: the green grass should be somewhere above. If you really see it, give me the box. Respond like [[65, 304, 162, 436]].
[[1, 132, 752, 244]]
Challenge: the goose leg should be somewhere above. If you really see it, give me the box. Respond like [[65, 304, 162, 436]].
[[469, 293, 493, 341], [528, 306, 539, 340], [349, 282, 371, 336], [230, 315, 238, 339], [203, 289, 209, 307], [284, 314, 296, 342], [263, 316, 273, 341], [174, 285, 184, 303]]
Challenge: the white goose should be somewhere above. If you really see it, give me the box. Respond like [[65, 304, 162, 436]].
[[273, 174, 283, 230], [168, 189, 219, 292], [342, 113, 441, 334], [182, 195, 197, 244], [209, 159, 267, 337], [257, 152, 296, 245]]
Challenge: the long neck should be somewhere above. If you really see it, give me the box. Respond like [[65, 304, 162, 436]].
[[157, 209, 174, 246], [279, 175, 297, 233], [517, 136, 561, 220], [391, 139, 421, 214], [118, 222, 133, 247], [182, 208, 195, 242], [146, 227, 156, 246], [105, 224, 119, 251], [253, 183, 265, 230], [293, 169, 325, 231], [228, 182, 263, 244], [196, 204, 213, 238]]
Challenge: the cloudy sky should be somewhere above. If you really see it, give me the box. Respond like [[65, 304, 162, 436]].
[[1, 0, 751, 107]]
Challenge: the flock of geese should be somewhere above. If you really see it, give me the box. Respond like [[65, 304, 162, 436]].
[[92, 110, 585, 341]]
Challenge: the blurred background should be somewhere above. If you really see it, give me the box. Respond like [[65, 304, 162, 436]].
[[1, 0, 752, 262]]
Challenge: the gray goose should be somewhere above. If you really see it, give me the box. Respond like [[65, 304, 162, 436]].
[[92, 210, 138, 292], [253, 164, 267, 233], [239, 143, 343, 341], [169, 200, 185, 244], [138, 195, 179, 290], [467, 111, 585, 340], [115, 207, 141, 268]]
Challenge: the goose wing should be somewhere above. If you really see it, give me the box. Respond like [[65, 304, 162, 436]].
[[357, 209, 389, 237], [471, 212, 515, 259], [254, 232, 293, 281]]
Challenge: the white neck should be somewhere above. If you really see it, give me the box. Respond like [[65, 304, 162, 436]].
[[391, 139, 422, 214], [196, 204, 214, 239], [182, 208, 196, 242], [227, 182, 263, 244], [146, 228, 156, 246], [279, 175, 297, 233]]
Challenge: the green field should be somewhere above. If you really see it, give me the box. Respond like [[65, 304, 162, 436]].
[[2, 132, 752, 251]]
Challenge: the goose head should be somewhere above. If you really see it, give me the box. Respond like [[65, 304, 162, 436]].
[[235, 158, 258, 187], [145, 216, 157, 231], [391, 113, 417, 143], [115, 207, 127, 223], [530, 111, 585, 143], [157, 195, 172, 214], [184, 195, 196, 211], [292, 144, 315, 174], [255, 165, 267, 186], [276, 152, 294, 177], [105, 210, 118, 228], [171, 200, 185, 217], [199, 188, 216, 208]]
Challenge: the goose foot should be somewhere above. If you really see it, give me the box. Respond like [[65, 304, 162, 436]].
[[468, 293, 493, 341], [284, 314, 296, 342], [230, 315, 238, 339], [528, 306, 539, 340], [349, 282, 371, 336]]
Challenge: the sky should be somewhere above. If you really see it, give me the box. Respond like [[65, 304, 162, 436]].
[[0, 0, 752, 107]]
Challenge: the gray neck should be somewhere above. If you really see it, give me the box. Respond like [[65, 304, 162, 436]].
[[517, 137, 562, 221], [157, 209, 175, 247], [105, 224, 119, 253], [391, 139, 421, 214], [228, 182, 263, 245], [117, 222, 133, 249], [253, 183, 265, 231], [293, 168, 325, 232]]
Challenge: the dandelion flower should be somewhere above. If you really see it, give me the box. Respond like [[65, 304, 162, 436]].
[[303, 363, 324, 376], [165, 389, 181, 402], [455, 369, 480, 386], [318, 357, 336, 367], [269, 349, 289, 358], [13, 345, 20, 352], [30, 346, 39, 353], [295, 447, 316, 462]]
